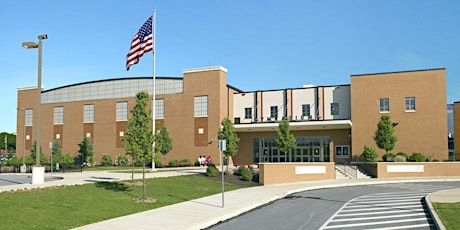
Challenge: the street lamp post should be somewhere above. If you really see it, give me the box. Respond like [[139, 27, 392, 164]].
[[22, 34, 47, 184]]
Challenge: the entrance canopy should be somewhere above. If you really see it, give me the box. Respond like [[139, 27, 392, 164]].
[[234, 120, 352, 132]]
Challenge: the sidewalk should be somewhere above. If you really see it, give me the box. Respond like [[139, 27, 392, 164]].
[[1, 170, 459, 230]]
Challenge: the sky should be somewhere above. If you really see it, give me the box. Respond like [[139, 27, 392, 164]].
[[1, 0, 459, 134]]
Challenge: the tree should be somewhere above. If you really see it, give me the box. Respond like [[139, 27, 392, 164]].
[[1, 132, 16, 155], [51, 140, 63, 166], [30, 140, 48, 165], [78, 137, 95, 166], [157, 126, 172, 166], [374, 115, 397, 160], [122, 91, 155, 200], [218, 117, 240, 171], [275, 120, 297, 157]]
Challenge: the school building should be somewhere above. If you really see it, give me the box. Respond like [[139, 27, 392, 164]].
[[16, 67, 453, 166]]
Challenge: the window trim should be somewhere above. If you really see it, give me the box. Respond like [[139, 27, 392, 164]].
[[335, 145, 350, 158], [405, 97, 416, 112], [244, 107, 252, 119], [379, 98, 390, 113]]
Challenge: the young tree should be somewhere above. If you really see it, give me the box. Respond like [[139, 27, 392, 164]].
[[157, 126, 172, 166], [374, 114, 397, 160], [51, 140, 63, 166], [275, 120, 297, 157], [78, 137, 95, 166], [30, 140, 48, 165], [218, 117, 240, 171], [122, 91, 155, 200]]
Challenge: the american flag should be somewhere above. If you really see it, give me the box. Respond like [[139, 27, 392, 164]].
[[126, 16, 153, 71]]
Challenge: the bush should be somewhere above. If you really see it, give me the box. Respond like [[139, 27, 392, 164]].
[[155, 160, 163, 168], [444, 158, 456, 162], [409, 153, 426, 162], [194, 160, 200, 166], [393, 155, 406, 162], [168, 160, 178, 167], [206, 164, 218, 177], [361, 145, 378, 162], [396, 152, 408, 160], [239, 166, 253, 181], [100, 154, 113, 166], [382, 153, 395, 162], [117, 154, 129, 166]]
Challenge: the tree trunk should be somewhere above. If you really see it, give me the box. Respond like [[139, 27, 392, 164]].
[[131, 156, 135, 181], [142, 161, 146, 200]]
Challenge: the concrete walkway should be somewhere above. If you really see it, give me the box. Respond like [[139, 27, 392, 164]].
[[1, 169, 459, 230]]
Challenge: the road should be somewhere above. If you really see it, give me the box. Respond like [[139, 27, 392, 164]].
[[207, 182, 460, 230]]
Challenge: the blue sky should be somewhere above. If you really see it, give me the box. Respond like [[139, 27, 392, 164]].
[[1, 0, 459, 133]]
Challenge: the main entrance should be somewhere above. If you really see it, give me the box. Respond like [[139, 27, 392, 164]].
[[254, 136, 330, 163]]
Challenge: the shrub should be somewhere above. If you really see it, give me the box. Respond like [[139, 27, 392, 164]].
[[444, 158, 456, 162], [179, 159, 190, 163], [239, 166, 253, 181], [393, 155, 406, 162], [382, 153, 395, 162], [117, 154, 129, 166], [206, 164, 218, 177], [100, 154, 113, 166], [396, 152, 408, 160], [168, 160, 179, 167], [361, 145, 378, 162], [409, 153, 426, 162], [155, 160, 163, 168], [194, 160, 200, 166]]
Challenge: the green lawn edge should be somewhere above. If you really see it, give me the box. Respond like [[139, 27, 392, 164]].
[[433, 202, 460, 230], [0, 175, 245, 229]]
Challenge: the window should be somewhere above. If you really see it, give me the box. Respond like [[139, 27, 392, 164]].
[[194, 96, 208, 117], [245, 108, 252, 119], [379, 98, 389, 112], [302, 104, 311, 117], [54, 107, 64, 124], [331, 103, 339, 115], [405, 97, 416, 111], [270, 106, 278, 119], [25, 109, 33, 126], [116, 102, 128, 121], [84, 104, 94, 123], [155, 99, 164, 119], [335, 145, 349, 157]]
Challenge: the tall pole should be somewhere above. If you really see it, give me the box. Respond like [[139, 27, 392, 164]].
[[151, 8, 157, 170], [36, 40, 42, 166]]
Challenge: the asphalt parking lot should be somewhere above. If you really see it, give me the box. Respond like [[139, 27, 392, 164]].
[[0, 174, 62, 186]]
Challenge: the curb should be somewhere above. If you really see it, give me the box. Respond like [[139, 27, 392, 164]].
[[425, 194, 446, 230]]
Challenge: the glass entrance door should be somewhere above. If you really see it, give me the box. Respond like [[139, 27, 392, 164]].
[[311, 146, 322, 162]]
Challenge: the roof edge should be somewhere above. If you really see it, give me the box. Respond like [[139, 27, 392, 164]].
[[351, 68, 446, 77]]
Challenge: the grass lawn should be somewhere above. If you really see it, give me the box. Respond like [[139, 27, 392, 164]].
[[0, 175, 245, 229], [433, 202, 460, 230]]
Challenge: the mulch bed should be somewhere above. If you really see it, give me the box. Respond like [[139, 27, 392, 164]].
[[198, 171, 260, 187]]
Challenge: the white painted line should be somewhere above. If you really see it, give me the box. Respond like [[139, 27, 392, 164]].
[[339, 204, 423, 212], [322, 217, 430, 229], [336, 208, 425, 217], [345, 201, 421, 208], [357, 195, 423, 201], [350, 197, 421, 204], [361, 223, 433, 230], [331, 212, 427, 222]]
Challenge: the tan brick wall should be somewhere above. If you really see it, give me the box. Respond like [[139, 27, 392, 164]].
[[16, 67, 231, 165], [350, 69, 447, 160], [375, 162, 460, 178], [454, 102, 460, 160], [259, 163, 335, 185]]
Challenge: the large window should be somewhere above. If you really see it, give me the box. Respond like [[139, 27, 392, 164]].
[[156, 99, 164, 119], [116, 102, 128, 121], [245, 107, 252, 119], [379, 98, 389, 112], [405, 97, 416, 111], [194, 96, 208, 117], [302, 104, 311, 117], [84, 104, 95, 123], [25, 109, 33, 126], [270, 106, 278, 119], [331, 103, 339, 115], [335, 145, 350, 157], [54, 107, 64, 124]]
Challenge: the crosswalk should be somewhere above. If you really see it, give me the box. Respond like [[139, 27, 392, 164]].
[[319, 183, 454, 230]]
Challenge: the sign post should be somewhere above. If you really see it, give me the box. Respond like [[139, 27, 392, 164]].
[[49, 142, 53, 174], [218, 140, 226, 208]]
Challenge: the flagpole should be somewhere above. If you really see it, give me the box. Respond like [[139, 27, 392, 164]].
[[152, 8, 157, 170]]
